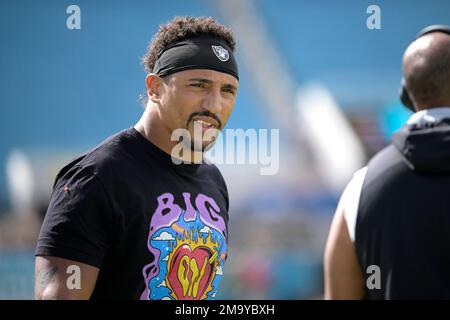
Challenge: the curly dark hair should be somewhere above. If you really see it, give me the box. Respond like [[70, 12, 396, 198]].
[[142, 16, 236, 73]]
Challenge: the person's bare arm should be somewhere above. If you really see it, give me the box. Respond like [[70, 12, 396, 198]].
[[324, 194, 365, 299], [35, 256, 100, 300]]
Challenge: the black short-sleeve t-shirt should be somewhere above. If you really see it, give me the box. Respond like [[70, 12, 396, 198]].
[[36, 128, 229, 300]]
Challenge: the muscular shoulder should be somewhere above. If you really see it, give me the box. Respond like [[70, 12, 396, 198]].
[[55, 129, 138, 186]]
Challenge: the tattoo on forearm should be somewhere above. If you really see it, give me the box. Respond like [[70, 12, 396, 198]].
[[40, 266, 58, 290]]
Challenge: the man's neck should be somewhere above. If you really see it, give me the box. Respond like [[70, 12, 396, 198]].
[[134, 111, 204, 164]]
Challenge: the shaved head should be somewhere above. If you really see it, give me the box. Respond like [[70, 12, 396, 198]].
[[403, 32, 450, 110]]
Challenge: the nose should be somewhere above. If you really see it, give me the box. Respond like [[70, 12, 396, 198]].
[[201, 87, 223, 114]]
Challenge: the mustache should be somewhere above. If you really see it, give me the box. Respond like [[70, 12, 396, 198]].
[[186, 111, 222, 129]]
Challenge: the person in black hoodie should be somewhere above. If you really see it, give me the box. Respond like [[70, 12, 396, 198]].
[[324, 25, 450, 299]]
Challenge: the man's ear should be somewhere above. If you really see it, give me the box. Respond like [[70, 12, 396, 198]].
[[145, 74, 163, 103]]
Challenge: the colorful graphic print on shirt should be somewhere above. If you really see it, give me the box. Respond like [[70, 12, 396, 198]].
[[140, 192, 227, 300]]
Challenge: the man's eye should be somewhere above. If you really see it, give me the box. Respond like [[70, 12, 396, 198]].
[[222, 88, 235, 95], [190, 83, 206, 88]]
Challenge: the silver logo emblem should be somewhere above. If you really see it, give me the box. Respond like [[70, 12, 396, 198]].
[[212, 45, 229, 62]]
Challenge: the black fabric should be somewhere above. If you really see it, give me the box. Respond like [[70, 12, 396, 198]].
[[36, 128, 230, 300], [355, 121, 450, 299], [392, 119, 450, 172], [153, 36, 239, 80]]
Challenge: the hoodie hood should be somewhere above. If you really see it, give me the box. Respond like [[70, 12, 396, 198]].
[[393, 107, 450, 172]]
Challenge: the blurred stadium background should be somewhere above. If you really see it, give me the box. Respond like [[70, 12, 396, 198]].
[[1, 0, 450, 299]]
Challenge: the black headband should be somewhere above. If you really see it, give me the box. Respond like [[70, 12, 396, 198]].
[[153, 36, 239, 80]]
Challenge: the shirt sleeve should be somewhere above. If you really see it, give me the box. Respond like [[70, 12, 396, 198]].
[[35, 165, 114, 268], [343, 166, 368, 243]]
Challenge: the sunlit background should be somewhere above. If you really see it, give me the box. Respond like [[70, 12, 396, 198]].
[[1, 0, 450, 299]]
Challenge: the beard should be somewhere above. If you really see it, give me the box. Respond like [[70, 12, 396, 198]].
[[186, 119, 220, 153]]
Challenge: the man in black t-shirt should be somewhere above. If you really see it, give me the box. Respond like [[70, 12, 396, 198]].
[[35, 16, 239, 300]]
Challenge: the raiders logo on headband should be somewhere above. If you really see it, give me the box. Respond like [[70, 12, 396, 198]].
[[212, 45, 229, 62], [153, 37, 239, 80]]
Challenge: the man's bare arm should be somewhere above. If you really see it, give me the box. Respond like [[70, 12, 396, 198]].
[[323, 194, 365, 299], [35, 256, 99, 300]]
